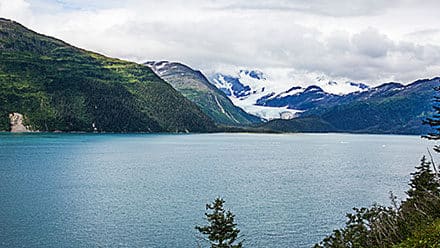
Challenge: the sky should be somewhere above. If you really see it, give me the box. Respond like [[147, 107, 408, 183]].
[[1, 0, 440, 85]]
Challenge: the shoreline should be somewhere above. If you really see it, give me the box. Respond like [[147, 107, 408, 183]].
[[0, 130, 423, 137]]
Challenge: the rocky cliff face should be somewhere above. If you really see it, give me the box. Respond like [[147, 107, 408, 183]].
[[9, 112, 30, 132]]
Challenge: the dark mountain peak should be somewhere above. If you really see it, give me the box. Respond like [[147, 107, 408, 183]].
[[0, 18, 13, 23], [402, 77, 440, 92], [349, 82, 370, 89], [239, 69, 266, 80], [286, 86, 303, 92], [304, 85, 324, 92], [145, 61, 187, 70], [144, 60, 169, 66], [147, 61, 210, 85], [316, 75, 327, 82], [374, 82, 404, 90], [145, 61, 200, 79], [411, 77, 440, 86]]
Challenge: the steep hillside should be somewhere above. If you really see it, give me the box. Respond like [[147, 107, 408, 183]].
[[0, 18, 215, 132], [257, 85, 342, 111], [145, 61, 261, 126], [209, 70, 370, 119], [261, 78, 439, 134]]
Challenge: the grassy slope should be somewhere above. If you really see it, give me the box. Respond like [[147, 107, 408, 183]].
[[0, 19, 215, 132]]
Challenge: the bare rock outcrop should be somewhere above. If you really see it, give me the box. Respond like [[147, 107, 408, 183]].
[[9, 113, 30, 132]]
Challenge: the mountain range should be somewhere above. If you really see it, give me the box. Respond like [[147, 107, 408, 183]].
[[208, 70, 438, 134], [0, 18, 437, 134], [210, 70, 371, 120], [144, 61, 260, 126]]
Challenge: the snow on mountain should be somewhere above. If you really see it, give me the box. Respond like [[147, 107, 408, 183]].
[[144, 61, 262, 125], [319, 80, 370, 95], [209, 69, 369, 120], [243, 105, 303, 121], [210, 70, 301, 120]]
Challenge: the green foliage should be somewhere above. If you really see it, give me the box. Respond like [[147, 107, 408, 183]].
[[260, 116, 335, 133], [316, 87, 440, 247], [0, 18, 215, 132], [262, 82, 437, 135], [147, 62, 261, 126], [394, 219, 440, 248], [398, 157, 440, 241], [315, 156, 440, 248], [424, 86, 440, 152], [314, 204, 401, 248], [196, 198, 243, 248], [319, 95, 433, 134]]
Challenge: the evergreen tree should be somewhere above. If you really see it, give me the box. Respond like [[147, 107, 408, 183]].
[[407, 156, 439, 199], [316, 86, 440, 248], [315, 157, 440, 248], [401, 156, 440, 226], [424, 86, 440, 152], [196, 198, 243, 248]]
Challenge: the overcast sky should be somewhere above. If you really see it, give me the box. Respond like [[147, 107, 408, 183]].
[[1, 0, 440, 85]]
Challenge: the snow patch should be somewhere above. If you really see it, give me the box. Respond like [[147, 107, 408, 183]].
[[209, 68, 371, 120], [236, 104, 303, 121]]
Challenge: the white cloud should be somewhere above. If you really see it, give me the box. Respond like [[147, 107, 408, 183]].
[[213, 0, 400, 17], [0, 0, 31, 20], [352, 28, 394, 58], [1, 0, 440, 85]]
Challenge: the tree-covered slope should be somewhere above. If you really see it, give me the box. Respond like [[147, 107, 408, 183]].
[[145, 61, 261, 126], [0, 18, 215, 132], [261, 78, 439, 134]]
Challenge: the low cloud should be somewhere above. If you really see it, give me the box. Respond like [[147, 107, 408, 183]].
[[1, 0, 440, 85], [214, 0, 400, 17]]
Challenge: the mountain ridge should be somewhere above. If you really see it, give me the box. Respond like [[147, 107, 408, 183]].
[[1, 18, 438, 135], [261, 77, 439, 134], [145, 61, 261, 126], [0, 18, 215, 132], [209, 70, 371, 120]]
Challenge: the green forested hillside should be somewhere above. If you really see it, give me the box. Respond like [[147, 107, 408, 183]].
[[0, 18, 215, 132], [145, 61, 261, 126], [261, 79, 438, 134]]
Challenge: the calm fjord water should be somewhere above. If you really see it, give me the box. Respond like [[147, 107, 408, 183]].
[[0, 133, 431, 247]]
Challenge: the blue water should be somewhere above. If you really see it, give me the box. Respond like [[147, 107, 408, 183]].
[[0, 133, 433, 247]]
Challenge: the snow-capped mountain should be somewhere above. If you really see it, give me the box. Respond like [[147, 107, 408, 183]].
[[209, 70, 370, 120], [261, 77, 440, 134], [144, 61, 261, 126], [210, 70, 303, 120]]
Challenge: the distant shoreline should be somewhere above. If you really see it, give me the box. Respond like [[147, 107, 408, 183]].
[[0, 130, 423, 136]]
